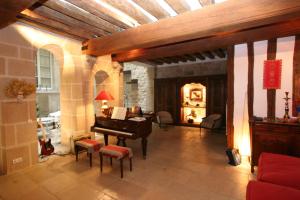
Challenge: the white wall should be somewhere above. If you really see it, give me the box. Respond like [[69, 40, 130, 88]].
[[233, 36, 297, 156]]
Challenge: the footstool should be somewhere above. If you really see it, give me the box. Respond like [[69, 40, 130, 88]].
[[75, 139, 102, 167], [99, 145, 133, 178]]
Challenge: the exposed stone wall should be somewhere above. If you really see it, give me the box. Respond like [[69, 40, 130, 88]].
[[123, 62, 155, 112], [156, 60, 227, 79], [0, 23, 38, 174], [0, 22, 107, 174]]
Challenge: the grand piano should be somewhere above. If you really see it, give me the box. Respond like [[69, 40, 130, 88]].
[[91, 116, 152, 159]]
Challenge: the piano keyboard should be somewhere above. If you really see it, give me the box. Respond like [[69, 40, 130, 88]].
[[93, 127, 133, 136]]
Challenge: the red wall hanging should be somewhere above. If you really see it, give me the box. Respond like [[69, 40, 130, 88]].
[[263, 60, 282, 89]]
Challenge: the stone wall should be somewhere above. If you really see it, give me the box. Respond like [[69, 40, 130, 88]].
[[123, 62, 155, 112], [156, 60, 227, 79], [0, 22, 123, 174]]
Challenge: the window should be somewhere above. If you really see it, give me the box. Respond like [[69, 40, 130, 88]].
[[36, 49, 54, 90]]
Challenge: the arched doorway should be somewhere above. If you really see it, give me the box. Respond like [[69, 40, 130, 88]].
[[36, 47, 63, 155]]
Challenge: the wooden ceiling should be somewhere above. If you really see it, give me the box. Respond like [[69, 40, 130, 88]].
[[15, 0, 216, 41], [133, 48, 226, 65]]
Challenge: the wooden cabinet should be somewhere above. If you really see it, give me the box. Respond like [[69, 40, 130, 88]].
[[154, 75, 227, 125], [250, 120, 300, 172]]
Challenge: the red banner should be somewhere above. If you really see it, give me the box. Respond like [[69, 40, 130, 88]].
[[263, 60, 282, 89]]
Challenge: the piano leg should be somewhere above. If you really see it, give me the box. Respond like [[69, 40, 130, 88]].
[[141, 138, 147, 159], [104, 134, 108, 145]]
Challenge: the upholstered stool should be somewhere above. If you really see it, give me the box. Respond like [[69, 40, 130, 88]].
[[75, 139, 102, 167], [99, 145, 133, 178]]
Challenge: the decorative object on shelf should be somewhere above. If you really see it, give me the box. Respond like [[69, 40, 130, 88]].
[[283, 91, 290, 120], [4, 79, 35, 102], [95, 90, 114, 117], [187, 118, 194, 123], [190, 88, 203, 102], [263, 59, 282, 89]]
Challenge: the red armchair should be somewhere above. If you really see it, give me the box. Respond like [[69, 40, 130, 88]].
[[246, 153, 300, 200], [247, 181, 300, 200]]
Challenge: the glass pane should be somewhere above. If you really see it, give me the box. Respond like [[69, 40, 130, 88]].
[[40, 57, 50, 66], [41, 78, 51, 88]]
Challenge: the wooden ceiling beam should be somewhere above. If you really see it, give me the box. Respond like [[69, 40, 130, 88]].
[[43, 0, 122, 33], [184, 54, 197, 62], [194, 53, 206, 60], [203, 51, 215, 59], [0, 0, 40, 28], [101, 0, 154, 24], [18, 10, 90, 40], [33, 6, 108, 37], [66, 0, 130, 29], [199, 0, 214, 7], [214, 49, 226, 58], [165, 0, 190, 14], [83, 0, 300, 56], [150, 59, 164, 65], [112, 18, 300, 62], [17, 18, 85, 41], [133, 0, 171, 19]]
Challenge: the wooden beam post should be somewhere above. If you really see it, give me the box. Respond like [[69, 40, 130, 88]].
[[267, 38, 277, 119], [227, 45, 234, 148], [248, 42, 254, 119], [293, 35, 300, 116]]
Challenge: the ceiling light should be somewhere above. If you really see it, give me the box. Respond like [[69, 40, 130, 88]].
[[126, 0, 158, 22], [186, 0, 202, 10], [214, 0, 227, 4], [155, 0, 177, 16], [95, 0, 140, 27]]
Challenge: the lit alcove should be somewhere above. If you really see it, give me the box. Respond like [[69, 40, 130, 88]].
[[180, 83, 206, 124]]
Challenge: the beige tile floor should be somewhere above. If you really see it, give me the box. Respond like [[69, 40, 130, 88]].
[[0, 125, 252, 200]]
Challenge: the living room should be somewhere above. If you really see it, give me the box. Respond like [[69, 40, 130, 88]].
[[1, 1, 300, 200]]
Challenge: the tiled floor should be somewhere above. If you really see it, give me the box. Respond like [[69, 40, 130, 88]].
[[0, 125, 252, 200]]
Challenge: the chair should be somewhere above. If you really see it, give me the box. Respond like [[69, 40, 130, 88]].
[[200, 114, 222, 134], [156, 111, 174, 128]]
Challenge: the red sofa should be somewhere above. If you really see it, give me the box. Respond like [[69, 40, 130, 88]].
[[246, 153, 300, 200]]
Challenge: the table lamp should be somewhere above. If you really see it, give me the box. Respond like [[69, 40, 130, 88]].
[[95, 90, 114, 116]]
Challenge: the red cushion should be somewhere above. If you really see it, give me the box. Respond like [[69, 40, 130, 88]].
[[247, 181, 300, 200], [258, 152, 300, 190]]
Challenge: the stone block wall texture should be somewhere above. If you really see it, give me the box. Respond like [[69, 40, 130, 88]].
[[156, 60, 227, 79], [0, 22, 123, 174], [123, 62, 155, 112]]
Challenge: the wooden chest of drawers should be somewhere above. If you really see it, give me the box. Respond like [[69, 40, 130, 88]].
[[250, 119, 300, 172]]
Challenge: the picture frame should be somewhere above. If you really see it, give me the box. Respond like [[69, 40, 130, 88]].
[[190, 88, 203, 102]]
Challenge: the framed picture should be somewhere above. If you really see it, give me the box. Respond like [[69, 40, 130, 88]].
[[190, 88, 203, 102]]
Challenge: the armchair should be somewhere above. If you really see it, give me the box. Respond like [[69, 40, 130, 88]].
[[156, 111, 174, 128], [200, 114, 222, 134]]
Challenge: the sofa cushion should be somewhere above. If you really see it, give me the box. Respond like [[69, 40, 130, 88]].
[[258, 152, 300, 190], [247, 181, 300, 200]]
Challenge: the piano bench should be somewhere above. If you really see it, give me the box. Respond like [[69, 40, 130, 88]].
[[99, 145, 133, 178], [75, 139, 103, 167]]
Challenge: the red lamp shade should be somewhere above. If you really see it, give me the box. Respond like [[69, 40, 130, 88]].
[[95, 90, 114, 101]]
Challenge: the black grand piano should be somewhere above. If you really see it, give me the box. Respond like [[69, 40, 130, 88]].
[[91, 116, 152, 159]]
